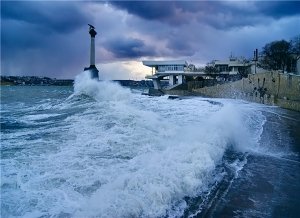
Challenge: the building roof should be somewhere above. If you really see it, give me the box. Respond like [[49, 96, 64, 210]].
[[214, 60, 246, 67], [143, 60, 188, 67]]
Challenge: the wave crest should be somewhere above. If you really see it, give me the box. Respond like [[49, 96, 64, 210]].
[[73, 71, 132, 102]]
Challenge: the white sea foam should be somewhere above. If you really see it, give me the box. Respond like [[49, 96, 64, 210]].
[[74, 71, 132, 102], [1, 72, 272, 217], [23, 113, 61, 122]]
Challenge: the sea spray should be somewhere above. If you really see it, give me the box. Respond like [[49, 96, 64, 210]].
[[74, 71, 132, 102]]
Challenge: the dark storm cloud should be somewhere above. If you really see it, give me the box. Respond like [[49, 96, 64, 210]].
[[2, 20, 44, 50], [110, 1, 300, 29], [109, 1, 248, 28], [165, 35, 196, 57], [257, 1, 300, 19], [1, 1, 92, 78], [110, 1, 175, 20], [1, 1, 91, 56], [1, 0, 91, 50], [110, 1, 199, 25], [105, 0, 299, 65], [104, 37, 156, 58], [1, 1, 89, 34]]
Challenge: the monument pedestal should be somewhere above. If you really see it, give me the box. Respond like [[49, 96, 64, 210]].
[[84, 65, 99, 80]]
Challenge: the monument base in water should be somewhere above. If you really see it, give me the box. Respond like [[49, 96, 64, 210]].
[[84, 65, 99, 80]]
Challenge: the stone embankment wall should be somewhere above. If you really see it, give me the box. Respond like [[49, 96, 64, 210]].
[[192, 72, 300, 111]]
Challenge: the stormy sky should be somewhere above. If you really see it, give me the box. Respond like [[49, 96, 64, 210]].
[[1, 1, 300, 79]]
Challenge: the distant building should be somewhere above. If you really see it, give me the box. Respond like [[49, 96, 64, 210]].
[[143, 60, 192, 89], [143, 60, 188, 75], [210, 56, 249, 75]]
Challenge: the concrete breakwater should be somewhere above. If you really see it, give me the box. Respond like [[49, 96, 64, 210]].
[[164, 72, 300, 111]]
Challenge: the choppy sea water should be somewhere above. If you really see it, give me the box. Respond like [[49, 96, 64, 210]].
[[1, 72, 300, 218]]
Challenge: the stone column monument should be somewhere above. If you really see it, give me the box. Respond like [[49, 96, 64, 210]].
[[84, 24, 99, 80]]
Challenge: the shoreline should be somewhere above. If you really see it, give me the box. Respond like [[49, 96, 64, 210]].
[[158, 72, 300, 112]]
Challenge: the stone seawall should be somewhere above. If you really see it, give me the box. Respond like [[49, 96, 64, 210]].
[[191, 72, 300, 111]]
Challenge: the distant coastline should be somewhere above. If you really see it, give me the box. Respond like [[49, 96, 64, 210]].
[[1, 76, 74, 86], [0, 76, 153, 88]]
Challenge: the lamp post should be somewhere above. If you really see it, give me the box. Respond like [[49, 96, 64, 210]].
[[253, 48, 258, 74]]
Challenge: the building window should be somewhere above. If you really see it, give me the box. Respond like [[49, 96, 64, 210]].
[[218, 65, 228, 72], [157, 64, 184, 72]]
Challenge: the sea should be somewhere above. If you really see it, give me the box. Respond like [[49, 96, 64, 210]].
[[1, 71, 300, 218]]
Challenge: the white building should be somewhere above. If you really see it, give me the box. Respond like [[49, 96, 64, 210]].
[[143, 60, 188, 75], [143, 60, 190, 88], [211, 57, 248, 75]]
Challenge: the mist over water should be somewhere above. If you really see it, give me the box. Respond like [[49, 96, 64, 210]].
[[1, 71, 299, 217]]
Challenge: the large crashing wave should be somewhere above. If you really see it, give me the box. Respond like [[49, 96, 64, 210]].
[[69, 72, 265, 217]]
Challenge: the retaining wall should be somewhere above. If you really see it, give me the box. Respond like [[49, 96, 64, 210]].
[[191, 72, 300, 111]]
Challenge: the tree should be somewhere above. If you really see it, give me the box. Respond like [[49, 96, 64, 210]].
[[204, 65, 218, 74], [290, 35, 300, 56], [261, 40, 292, 72], [289, 35, 300, 72]]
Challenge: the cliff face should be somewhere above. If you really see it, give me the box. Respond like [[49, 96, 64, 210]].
[[191, 72, 300, 111]]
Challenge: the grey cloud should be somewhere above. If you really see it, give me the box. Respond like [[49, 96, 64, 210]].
[[110, 1, 175, 20], [1, 1, 90, 34], [1, 1, 92, 60], [1, 29, 89, 79], [103, 37, 156, 58], [109, 1, 300, 29], [165, 35, 196, 57], [256, 1, 300, 19], [1, 1, 93, 78]]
